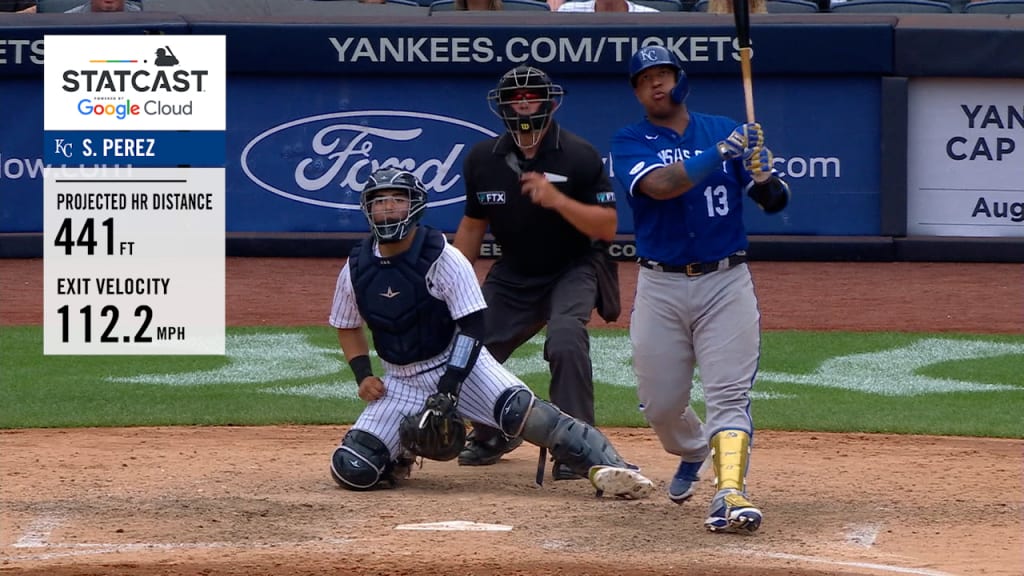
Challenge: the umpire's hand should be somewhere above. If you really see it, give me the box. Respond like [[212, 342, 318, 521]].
[[520, 172, 564, 210], [357, 376, 386, 402]]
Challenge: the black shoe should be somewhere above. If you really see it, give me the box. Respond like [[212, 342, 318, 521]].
[[457, 429, 524, 466], [552, 461, 586, 481]]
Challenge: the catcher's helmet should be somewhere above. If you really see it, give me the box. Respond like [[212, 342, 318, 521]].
[[360, 167, 427, 244], [487, 65, 565, 147], [628, 46, 689, 103]]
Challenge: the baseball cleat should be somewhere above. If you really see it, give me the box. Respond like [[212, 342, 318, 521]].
[[588, 465, 655, 500], [457, 432, 524, 466], [667, 459, 704, 504], [552, 461, 586, 481], [704, 489, 762, 533]]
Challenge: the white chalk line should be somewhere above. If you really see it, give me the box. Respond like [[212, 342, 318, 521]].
[[5, 538, 958, 575], [3, 539, 350, 562], [735, 548, 959, 576], [12, 513, 64, 548]]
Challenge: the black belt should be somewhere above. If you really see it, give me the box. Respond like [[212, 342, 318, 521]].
[[638, 252, 747, 277]]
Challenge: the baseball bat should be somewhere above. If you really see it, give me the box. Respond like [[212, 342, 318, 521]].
[[732, 0, 756, 123]]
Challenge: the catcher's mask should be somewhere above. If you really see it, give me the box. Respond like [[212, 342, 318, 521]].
[[487, 65, 564, 148], [360, 167, 427, 244]]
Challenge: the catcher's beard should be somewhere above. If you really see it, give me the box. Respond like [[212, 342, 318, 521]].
[[710, 430, 751, 492]]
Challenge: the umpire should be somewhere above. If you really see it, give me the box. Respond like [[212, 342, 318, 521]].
[[453, 64, 619, 481]]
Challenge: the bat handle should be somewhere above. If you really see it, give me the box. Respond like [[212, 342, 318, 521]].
[[740, 47, 756, 123]]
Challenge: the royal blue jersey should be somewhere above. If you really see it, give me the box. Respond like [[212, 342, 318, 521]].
[[611, 112, 753, 265]]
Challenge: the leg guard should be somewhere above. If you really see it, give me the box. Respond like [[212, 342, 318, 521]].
[[495, 387, 628, 477], [710, 429, 751, 492], [330, 429, 398, 491]]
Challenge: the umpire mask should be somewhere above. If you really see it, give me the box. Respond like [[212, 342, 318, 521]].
[[360, 168, 427, 244], [488, 65, 564, 148]]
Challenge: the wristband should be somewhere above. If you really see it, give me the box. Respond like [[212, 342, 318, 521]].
[[682, 146, 723, 184], [348, 355, 373, 383]]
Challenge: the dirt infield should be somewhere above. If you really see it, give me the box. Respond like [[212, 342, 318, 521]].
[[1, 258, 1023, 576]]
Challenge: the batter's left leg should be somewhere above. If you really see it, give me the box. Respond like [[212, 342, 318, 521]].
[[691, 264, 762, 533]]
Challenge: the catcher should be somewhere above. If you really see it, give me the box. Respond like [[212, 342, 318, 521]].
[[327, 167, 654, 499]]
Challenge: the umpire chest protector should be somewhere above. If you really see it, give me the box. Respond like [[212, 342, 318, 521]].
[[349, 227, 455, 365]]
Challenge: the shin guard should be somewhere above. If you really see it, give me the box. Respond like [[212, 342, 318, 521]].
[[519, 398, 629, 477], [710, 429, 751, 492]]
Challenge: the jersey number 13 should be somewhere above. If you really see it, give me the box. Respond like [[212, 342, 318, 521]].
[[704, 185, 729, 217]]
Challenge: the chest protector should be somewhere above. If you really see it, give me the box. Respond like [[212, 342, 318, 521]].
[[349, 227, 455, 365]]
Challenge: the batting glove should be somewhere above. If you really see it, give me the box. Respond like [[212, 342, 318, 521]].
[[744, 145, 774, 183], [717, 122, 763, 160]]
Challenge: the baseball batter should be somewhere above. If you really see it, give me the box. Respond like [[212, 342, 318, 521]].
[[327, 166, 654, 499], [609, 46, 790, 533]]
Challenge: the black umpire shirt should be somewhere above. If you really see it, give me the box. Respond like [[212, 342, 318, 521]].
[[462, 121, 616, 277]]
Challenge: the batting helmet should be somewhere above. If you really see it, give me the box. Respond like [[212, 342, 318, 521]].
[[628, 46, 689, 104], [360, 167, 427, 244], [487, 65, 565, 147]]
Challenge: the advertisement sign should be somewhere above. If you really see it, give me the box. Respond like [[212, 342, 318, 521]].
[[907, 78, 1024, 237], [227, 75, 877, 237], [0, 21, 893, 77], [2, 67, 880, 239]]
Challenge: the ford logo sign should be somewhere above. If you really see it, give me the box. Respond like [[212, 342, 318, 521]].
[[241, 110, 499, 210]]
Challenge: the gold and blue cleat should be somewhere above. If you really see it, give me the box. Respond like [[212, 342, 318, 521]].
[[704, 488, 762, 533]]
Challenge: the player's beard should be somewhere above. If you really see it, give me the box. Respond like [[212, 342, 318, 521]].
[[647, 104, 690, 134], [645, 98, 680, 122]]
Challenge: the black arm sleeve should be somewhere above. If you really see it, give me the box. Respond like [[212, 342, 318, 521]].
[[455, 309, 486, 341]]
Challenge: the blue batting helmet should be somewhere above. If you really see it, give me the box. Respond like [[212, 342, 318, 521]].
[[628, 46, 689, 103]]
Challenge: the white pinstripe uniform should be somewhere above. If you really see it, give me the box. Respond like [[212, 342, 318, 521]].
[[329, 239, 526, 460]]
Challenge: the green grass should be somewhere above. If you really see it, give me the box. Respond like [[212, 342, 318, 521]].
[[1, 326, 1022, 437]]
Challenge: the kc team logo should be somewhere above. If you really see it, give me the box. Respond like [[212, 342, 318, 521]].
[[44, 35, 225, 131]]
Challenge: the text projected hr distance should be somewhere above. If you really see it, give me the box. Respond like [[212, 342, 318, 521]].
[[43, 35, 226, 355], [44, 169, 225, 355]]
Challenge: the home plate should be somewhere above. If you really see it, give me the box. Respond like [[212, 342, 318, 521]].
[[394, 521, 513, 532]]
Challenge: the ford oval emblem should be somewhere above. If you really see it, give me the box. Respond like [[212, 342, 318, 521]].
[[241, 110, 499, 210]]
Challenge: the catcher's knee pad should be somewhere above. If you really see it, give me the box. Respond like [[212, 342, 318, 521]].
[[514, 397, 630, 477], [330, 429, 391, 491], [494, 386, 535, 437]]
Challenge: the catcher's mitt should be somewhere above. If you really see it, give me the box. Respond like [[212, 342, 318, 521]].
[[399, 392, 466, 462]]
